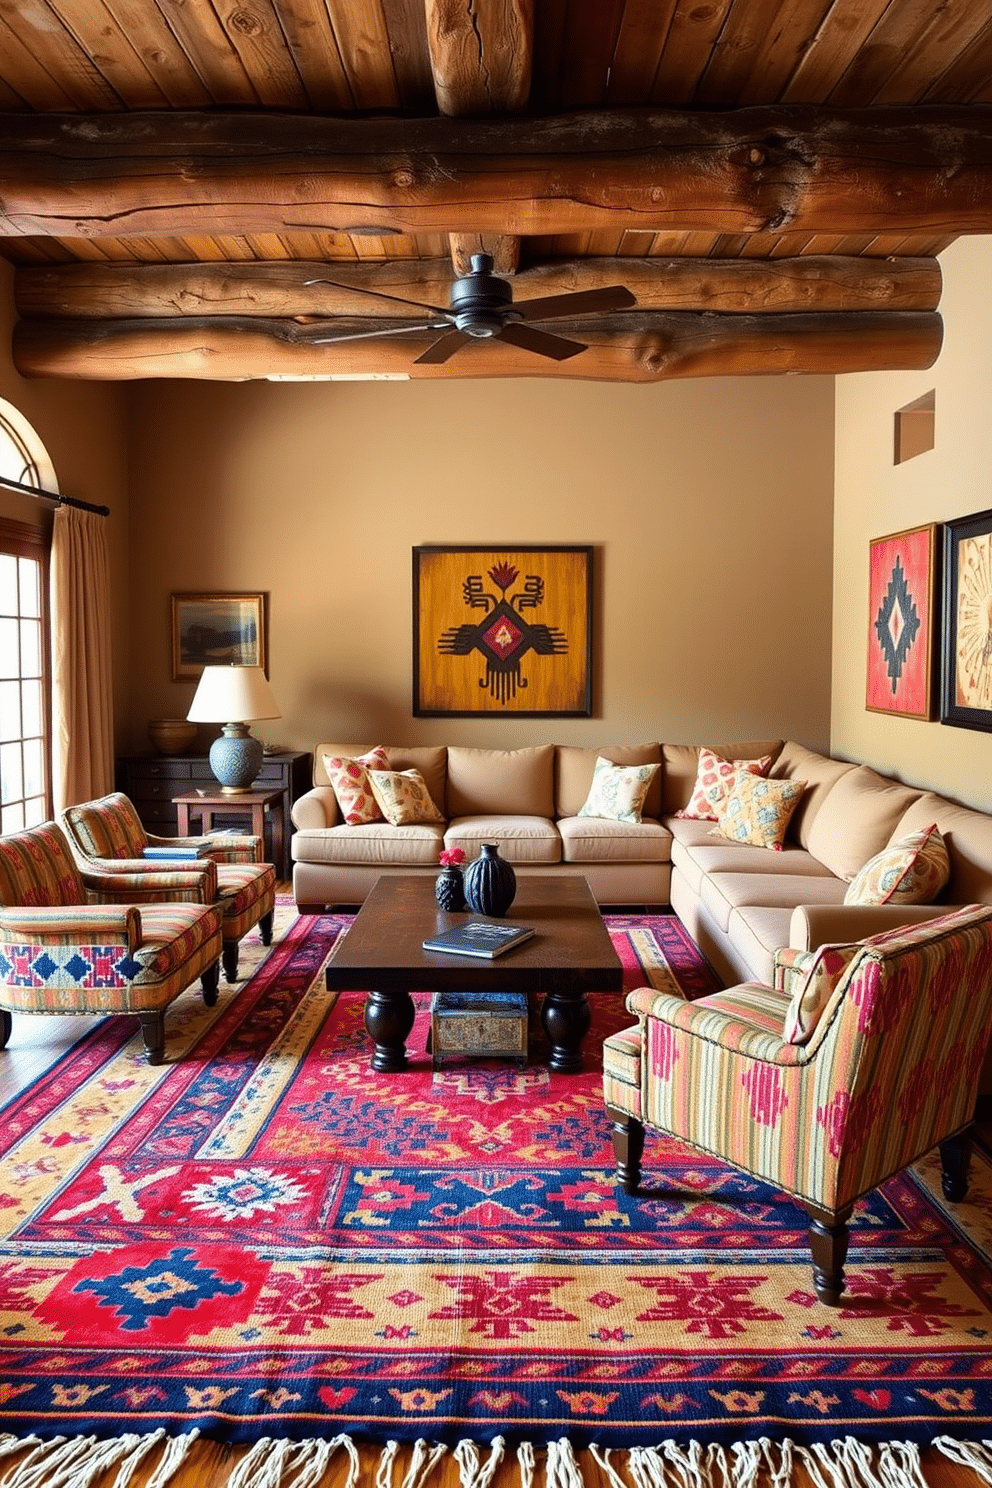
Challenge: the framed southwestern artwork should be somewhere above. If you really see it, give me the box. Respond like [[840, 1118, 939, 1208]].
[[866, 524, 939, 720], [413, 545, 592, 717], [941, 508, 992, 731], [171, 592, 266, 681]]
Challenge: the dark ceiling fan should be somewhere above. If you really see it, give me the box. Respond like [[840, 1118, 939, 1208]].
[[305, 253, 637, 364]]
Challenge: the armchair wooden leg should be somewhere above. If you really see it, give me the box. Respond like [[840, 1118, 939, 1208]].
[[0, 1010, 11, 1049], [259, 910, 274, 946], [138, 1010, 166, 1065], [939, 1127, 973, 1203], [201, 960, 220, 1008], [805, 1202, 854, 1306], [607, 1104, 645, 1194], [222, 940, 240, 983]]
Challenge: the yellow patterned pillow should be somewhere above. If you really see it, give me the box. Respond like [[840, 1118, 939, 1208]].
[[711, 774, 806, 850], [844, 823, 949, 906], [578, 757, 660, 824], [368, 768, 444, 826]]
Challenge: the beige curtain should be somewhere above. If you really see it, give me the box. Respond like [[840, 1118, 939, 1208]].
[[50, 505, 114, 813]]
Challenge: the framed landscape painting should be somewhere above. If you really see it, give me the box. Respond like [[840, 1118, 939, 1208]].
[[866, 524, 938, 720], [171, 592, 266, 680], [941, 507, 992, 731], [413, 545, 592, 717]]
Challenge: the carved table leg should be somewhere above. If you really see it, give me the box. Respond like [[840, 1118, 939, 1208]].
[[542, 986, 591, 1073], [365, 988, 416, 1072], [940, 1127, 973, 1202], [607, 1105, 645, 1194], [805, 1202, 853, 1306]]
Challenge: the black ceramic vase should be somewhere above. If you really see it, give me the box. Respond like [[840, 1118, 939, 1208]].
[[435, 866, 466, 913], [463, 843, 517, 917]]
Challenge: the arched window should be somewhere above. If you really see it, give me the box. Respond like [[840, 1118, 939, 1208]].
[[0, 400, 56, 830]]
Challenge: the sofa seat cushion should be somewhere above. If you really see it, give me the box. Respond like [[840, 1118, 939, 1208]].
[[727, 905, 802, 987], [445, 816, 561, 863], [700, 870, 847, 933], [291, 823, 445, 866], [668, 818, 832, 896], [558, 815, 671, 864]]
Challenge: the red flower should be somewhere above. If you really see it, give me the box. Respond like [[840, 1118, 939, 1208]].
[[488, 562, 519, 591], [438, 847, 466, 867]]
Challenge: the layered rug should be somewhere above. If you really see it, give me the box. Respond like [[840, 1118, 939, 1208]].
[[4, 904, 992, 1459]]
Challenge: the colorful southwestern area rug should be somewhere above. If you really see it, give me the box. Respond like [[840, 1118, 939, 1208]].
[[3, 904, 992, 1452]]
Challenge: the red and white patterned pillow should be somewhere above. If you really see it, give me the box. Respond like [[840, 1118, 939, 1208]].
[[676, 747, 772, 822], [322, 747, 389, 825]]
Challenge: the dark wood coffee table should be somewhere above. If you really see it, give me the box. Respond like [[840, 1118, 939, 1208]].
[[323, 874, 624, 1074]]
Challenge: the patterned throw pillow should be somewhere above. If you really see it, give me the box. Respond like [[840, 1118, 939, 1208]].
[[711, 773, 807, 850], [578, 757, 660, 824], [844, 824, 950, 906], [676, 747, 772, 821], [368, 769, 444, 826], [783, 942, 860, 1044], [322, 747, 389, 826]]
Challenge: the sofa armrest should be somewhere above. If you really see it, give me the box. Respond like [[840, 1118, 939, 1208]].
[[0, 904, 141, 949], [292, 786, 340, 830], [789, 902, 955, 950]]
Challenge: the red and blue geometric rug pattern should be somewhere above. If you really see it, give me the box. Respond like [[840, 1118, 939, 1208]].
[[3, 907, 992, 1448]]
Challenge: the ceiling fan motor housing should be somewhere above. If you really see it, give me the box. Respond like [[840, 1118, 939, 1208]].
[[450, 253, 519, 337]]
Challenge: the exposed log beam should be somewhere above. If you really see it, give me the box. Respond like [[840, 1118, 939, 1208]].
[[12, 311, 942, 381], [13, 255, 942, 320], [2, 107, 992, 240]]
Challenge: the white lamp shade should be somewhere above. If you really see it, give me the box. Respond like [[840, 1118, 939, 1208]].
[[187, 665, 281, 723]]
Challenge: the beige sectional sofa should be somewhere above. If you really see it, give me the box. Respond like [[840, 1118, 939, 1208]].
[[291, 736, 992, 990]]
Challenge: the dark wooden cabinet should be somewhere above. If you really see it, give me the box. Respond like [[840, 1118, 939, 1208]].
[[117, 750, 311, 878]]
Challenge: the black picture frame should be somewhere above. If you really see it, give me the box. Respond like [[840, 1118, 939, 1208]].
[[941, 507, 992, 731]]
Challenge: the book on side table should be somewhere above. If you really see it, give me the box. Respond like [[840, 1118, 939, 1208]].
[[422, 921, 536, 959], [142, 845, 210, 860]]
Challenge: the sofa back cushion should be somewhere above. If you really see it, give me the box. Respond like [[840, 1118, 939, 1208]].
[[893, 792, 992, 905], [446, 745, 554, 819], [768, 741, 856, 847], [804, 765, 923, 881], [556, 743, 662, 819], [312, 744, 447, 818], [661, 740, 783, 815]]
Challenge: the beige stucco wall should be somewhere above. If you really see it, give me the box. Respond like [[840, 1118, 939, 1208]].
[[833, 235, 992, 813], [121, 372, 835, 758]]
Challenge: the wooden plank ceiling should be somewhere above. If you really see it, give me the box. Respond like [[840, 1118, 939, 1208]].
[[1, 0, 992, 381]]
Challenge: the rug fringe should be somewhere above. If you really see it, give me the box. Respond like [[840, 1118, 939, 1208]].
[[0, 1433, 990, 1487]]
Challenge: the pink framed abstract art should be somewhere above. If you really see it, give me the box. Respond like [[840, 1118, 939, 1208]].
[[866, 523, 939, 720]]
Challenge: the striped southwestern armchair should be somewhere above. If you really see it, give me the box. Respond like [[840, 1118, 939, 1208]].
[[0, 821, 224, 1064], [62, 791, 276, 983], [602, 904, 992, 1305]]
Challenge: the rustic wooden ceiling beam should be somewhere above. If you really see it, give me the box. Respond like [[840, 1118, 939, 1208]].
[[13, 254, 942, 319], [3, 107, 992, 239], [12, 309, 942, 381]]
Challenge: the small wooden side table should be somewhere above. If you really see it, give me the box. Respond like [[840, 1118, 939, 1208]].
[[173, 789, 284, 872]]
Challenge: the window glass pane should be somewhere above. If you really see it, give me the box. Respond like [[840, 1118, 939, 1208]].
[[23, 738, 43, 797], [0, 741, 23, 804], [21, 678, 41, 737], [24, 796, 45, 828], [0, 679, 20, 741], [20, 617, 40, 677], [0, 616, 17, 679], [1, 801, 25, 833], [0, 555, 16, 615], [18, 556, 39, 618]]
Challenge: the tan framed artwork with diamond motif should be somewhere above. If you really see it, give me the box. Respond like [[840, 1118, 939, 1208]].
[[413, 545, 592, 717], [866, 524, 939, 720]]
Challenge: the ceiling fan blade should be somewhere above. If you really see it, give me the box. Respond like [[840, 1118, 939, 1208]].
[[304, 277, 452, 318], [413, 329, 471, 365], [499, 322, 587, 361], [516, 285, 637, 321], [310, 321, 444, 345]]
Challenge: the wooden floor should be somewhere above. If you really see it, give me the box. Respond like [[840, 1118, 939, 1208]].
[[0, 906, 989, 1488]]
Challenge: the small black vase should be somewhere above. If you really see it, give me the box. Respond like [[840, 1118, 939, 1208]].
[[463, 843, 517, 917], [435, 866, 466, 912]]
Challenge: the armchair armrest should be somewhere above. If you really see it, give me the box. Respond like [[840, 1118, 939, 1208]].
[[82, 861, 218, 903], [789, 902, 955, 951], [292, 786, 340, 830], [0, 904, 141, 950], [145, 832, 262, 864], [625, 983, 804, 1065]]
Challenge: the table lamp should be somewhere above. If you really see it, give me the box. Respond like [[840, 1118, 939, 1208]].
[[187, 664, 280, 793]]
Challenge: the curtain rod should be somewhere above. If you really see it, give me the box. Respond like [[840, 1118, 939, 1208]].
[[0, 472, 110, 518]]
